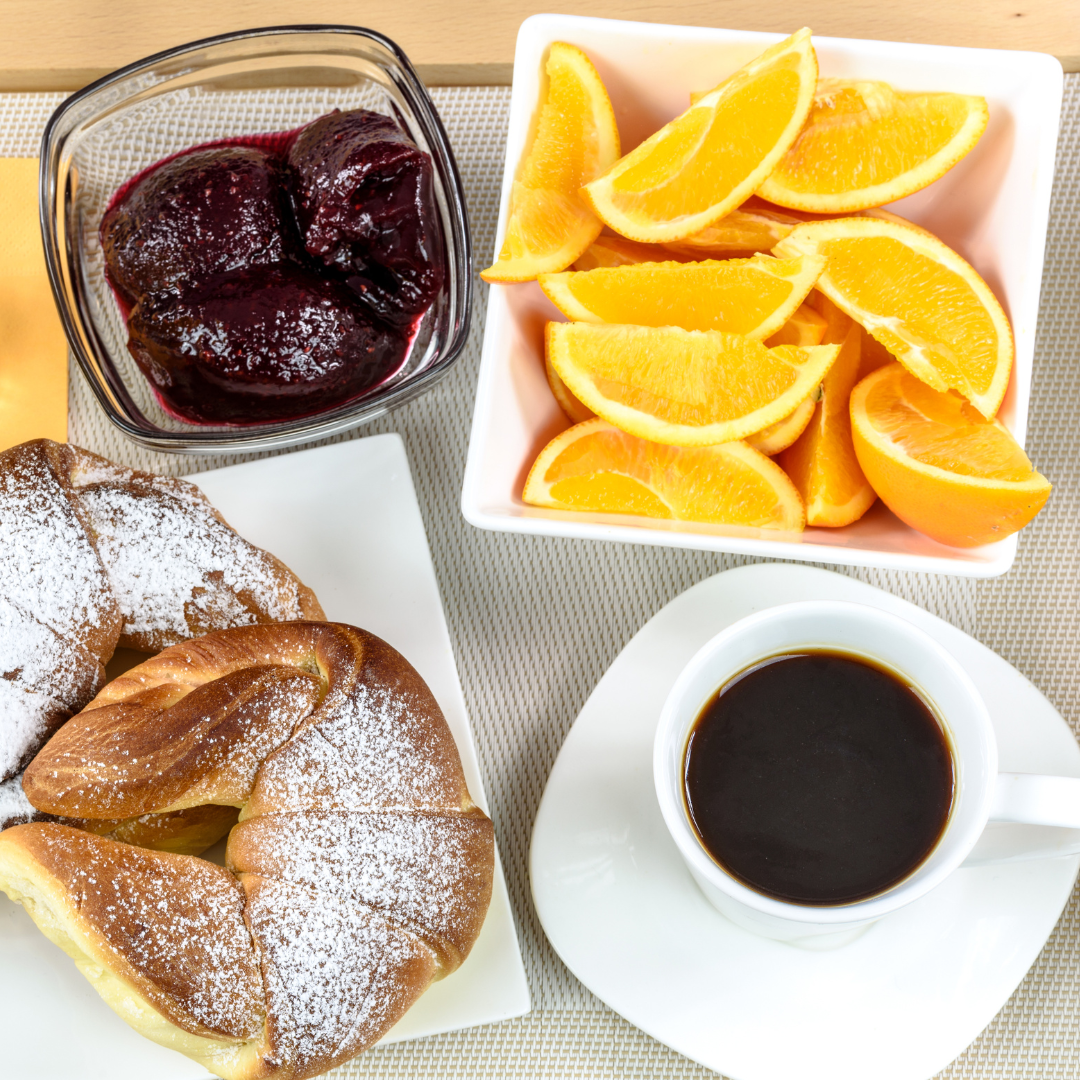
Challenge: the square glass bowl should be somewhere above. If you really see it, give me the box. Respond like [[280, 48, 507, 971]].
[[41, 25, 472, 454], [461, 14, 1064, 577]]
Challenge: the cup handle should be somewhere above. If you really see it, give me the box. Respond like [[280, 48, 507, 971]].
[[963, 773, 1080, 867]]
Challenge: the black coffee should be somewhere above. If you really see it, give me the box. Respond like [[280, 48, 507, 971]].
[[683, 651, 954, 905]]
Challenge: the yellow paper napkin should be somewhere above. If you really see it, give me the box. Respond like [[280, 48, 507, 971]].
[[0, 158, 68, 450]]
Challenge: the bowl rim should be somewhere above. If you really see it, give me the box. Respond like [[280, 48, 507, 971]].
[[40, 23, 473, 454]]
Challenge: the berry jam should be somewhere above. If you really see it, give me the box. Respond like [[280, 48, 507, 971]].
[[288, 110, 444, 327], [100, 110, 443, 426]]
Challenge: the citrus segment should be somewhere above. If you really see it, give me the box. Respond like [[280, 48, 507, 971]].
[[573, 234, 678, 269], [779, 294, 876, 526], [743, 300, 828, 455], [858, 325, 895, 377], [764, 301, 827, 347], [481, 43, 620, 282], [759, 79, 989, 213], [746, 397, 816, 456], [581, 29, 817, 242], [859, 207, 938, 238], [547, 321, 839, 447], [545, 351, 595, 423], [850, 363, 1050, 547], [742, 197, 942, 239], [523, 418, 805, 530], [662, 206, 799, 257], [775, 217, 1013, 418], [538, 253, 824, 338]]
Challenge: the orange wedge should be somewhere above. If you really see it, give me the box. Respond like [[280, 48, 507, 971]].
[[759, 79, 989, 213], [746, 302, 828, 455], [481, 43, 620, 282], [858, 326, 895, 376], [742, 197, 942, 240], [523, 418, 805, 530], [746, 397, 816, 456], [774, 217, 1013, 418], [663, 206, 800, 257], [850, 363, 1050, 547], [764, 301, 827, 348], [573, 235, 678, 269], [779, 294, 876, 526], [545, 351, 595, 423], [859, 207, 938, 239], [538, 253, 824, 339], [576, 210, 799, 264], [581, 29, 817, 242], [547, 321, 839, 447]]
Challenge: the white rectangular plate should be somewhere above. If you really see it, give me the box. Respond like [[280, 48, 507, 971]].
[[461, 13, 1064, 577], [0, 435, 530, 1079]]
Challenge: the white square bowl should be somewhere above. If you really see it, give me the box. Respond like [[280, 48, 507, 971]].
[[461, 13, 1064, 577]]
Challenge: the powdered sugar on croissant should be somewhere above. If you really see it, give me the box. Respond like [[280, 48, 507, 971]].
[[2, 623, 493, 1080], [0, 439, 324, 792]]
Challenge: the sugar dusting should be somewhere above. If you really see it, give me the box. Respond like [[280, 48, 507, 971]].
[[0, 446, 116, 655], [29, 826, 264, 1039], [0, 599, 106, 778], [244, 875, 434, 1074], [3, 624, 491, 1072], [0, 774, 41, 828], [80, 482, 309, 651], [0, 441, 318, 782], [0, 446, 116, 779], [231, 809, 492, 960], [31, 666, 322, 819], [251, 681, 467, 814]]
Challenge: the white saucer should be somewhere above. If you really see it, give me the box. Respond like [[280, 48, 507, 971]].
[[1, 435, 529, 1080], [530, 563, 1080, 1080]]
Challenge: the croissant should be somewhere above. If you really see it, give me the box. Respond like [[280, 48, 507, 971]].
[[0, 439, 324, 823], [1, 622, 494, 1080]]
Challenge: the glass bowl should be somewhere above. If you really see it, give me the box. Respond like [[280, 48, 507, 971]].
[[40, 25, 472, 454]]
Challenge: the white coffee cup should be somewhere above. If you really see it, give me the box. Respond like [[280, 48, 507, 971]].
[[653, 600, 1080, 946]]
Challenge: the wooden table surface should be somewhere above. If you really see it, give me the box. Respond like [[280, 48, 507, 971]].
[[0, 0, 1077, 90]]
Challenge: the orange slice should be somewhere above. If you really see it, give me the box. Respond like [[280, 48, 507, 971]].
[[545, 351, 595, 423], [576, 210, 799, 264], [742, 197, 942, 239], [746, 302, 828, 455], [858, 326, 895, 376], [523, 418, 805, 530], [746, 397, 816, 456], [581, 29, 817, 242], [662, 206, 800, 257], [850, 363, 1050, 547], [538, 253, 824, 339], [858, 207, 938, 239], [764, 301, 827, 348], [778, 294, 876, 526], [543, 278, 830, 430], [573, 235, 678, 269], [774, 217, 1013, 418], [547, 321, 839, 447], [759, 79, 989, 213], [481, 43, 620, 282]]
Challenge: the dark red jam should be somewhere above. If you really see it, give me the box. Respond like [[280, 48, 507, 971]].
[[289, 110, 444, 326], [100, 109, 443, 426]]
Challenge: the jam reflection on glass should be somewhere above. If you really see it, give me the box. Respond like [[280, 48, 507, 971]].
[[100, 109, 444, 426]]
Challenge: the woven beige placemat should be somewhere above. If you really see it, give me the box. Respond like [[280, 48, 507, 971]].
[[2, 75, 1078, 1077]]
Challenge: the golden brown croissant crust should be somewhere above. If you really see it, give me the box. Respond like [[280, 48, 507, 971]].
[[2, 622, 494, 1080], [0, 439, 324, 802]]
